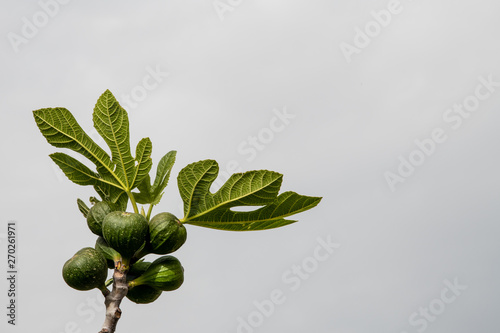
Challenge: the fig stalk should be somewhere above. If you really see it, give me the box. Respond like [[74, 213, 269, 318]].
[[98, 261, 129, 333]]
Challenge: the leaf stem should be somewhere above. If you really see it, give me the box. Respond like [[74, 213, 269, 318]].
[[127, 191, 139, 214], [146, 204, 154, 221]]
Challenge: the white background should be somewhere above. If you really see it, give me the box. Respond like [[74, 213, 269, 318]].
[[1, 1, 500, 332]]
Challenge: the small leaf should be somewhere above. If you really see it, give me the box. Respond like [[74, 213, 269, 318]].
[[77, 199, 90, 218], [178, 160, 322, 231], [132, 151, 176, 205], [151, 151, 176, 205], [134, 175, 153, 204], [132, 138, 153, 188]]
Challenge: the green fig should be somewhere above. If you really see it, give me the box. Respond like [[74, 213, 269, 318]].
[[126, 285, 162, 304], [125, 261, 162, 304], [87, 201, 118, 237], [62, 247, 108, 291], [148, 212, 187, 255], [128, 255, 184, 291], [102, 211, 148, 259]]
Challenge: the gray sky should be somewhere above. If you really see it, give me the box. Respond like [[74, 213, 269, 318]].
[[1, 1, 500, 332]]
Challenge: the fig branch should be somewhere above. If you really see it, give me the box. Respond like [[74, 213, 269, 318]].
[[99, 261, 129, 333]]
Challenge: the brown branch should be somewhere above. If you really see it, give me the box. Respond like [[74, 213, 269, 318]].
[[99, 261, 129, 333]]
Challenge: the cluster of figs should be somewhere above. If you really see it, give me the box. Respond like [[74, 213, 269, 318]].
[[62, 201, 187, 304]]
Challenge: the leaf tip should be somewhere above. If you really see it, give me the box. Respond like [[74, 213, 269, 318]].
[[32, 108, 44, 119]]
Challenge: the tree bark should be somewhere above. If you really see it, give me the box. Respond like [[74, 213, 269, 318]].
[[99, 262, 128, 333]]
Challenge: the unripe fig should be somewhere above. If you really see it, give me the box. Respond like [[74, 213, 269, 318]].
[[102, 211, 149, 259], [128, 260, 152, 278], [62, 247, 108, 291], [87, 201, 118, 236], [126, 285, 162, 304], [128, 255, 184, 291], [126, 261, 162, 304], [148, 212, 187, 254], [95, 237, 121, 269]]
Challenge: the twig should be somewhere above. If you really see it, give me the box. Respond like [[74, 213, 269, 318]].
[[98, 261, 128, 333]]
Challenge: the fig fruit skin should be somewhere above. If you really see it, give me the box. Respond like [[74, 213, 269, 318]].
[[129, 255, 184, 291], [128, 260, 152, 278], [102, 211, 149, 259], [87, 201, 118, 237], [62, 247, 108, 291], [125, 261, 162, 304], [126, 285, 162, 304], [148, 212, 187, 255]]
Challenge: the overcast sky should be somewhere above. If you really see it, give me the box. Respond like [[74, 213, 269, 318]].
[[1, 1, 500, 332]]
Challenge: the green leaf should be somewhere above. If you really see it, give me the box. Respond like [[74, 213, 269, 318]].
[[186, 192, 321, 231], [132, 138, 153, 188], [178, 160, 322, 231], [49, 152, 111, 187], [177, 159, 219, 218], [132, 151, 176, 205], [151, 150, 176, 204], [34, 90, 152, 213], [77, 199, 90, 218], [92, 90, 135, 189], [94, 183, 129, 210], [133, 175, 153, 204], [33, 107, 122, 188]]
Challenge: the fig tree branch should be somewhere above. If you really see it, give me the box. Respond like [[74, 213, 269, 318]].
[[99, 261, 129, 333]]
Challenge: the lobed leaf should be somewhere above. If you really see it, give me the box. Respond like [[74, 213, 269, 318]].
[[92, 90, 135, 189], [34, 90, 151, 211], [33, 107, 122, 188], [178, 160, 322, 231], [185, 192, 321, 231]]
